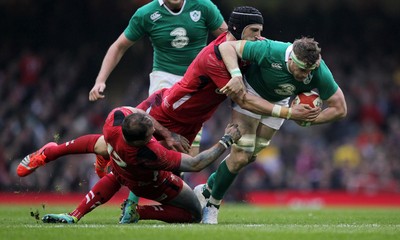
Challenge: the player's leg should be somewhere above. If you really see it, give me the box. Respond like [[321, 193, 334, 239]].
[[199, 97, 288, 224], [127, 174, 201, 223], [201, 110, 259, 224], [92, 135, 112, 177], [136, 182, 201, 223], [119, 191, 140, 223], [165, 180, 202, 223], [17, 134, 104, 177], [42, 173, 122, 224], [201, 123, 279, 224]]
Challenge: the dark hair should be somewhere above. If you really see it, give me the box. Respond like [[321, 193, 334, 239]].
[[228, 6, 264, 40], [122, 112, 153, 142], [292, 37, 321, 68]]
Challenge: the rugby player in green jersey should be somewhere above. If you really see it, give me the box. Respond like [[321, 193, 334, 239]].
[[89, 0, 226, 100], [195, 37, 347, 224]]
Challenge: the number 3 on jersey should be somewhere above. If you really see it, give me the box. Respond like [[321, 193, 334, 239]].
[[170, 27, 189, 48], [107, 144, 127, 167]]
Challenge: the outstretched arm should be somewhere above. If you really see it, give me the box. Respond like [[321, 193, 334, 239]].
[[89, 33, 135, 101], [178, 123, 241, 172]]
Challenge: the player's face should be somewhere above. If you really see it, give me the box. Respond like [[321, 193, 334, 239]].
[[144, 119, 155, 143], [241, 24, 263, 41], [164, 0, 183, 10], [288, 60, 313, 81], [144, 127, 155, 143]]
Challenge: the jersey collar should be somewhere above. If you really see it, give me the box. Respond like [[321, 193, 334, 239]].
[[159, 0, 186, 15], [285, 44, 293, 74]]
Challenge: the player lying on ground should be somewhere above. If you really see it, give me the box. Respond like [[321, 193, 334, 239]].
[[40, 106, 240, 224]]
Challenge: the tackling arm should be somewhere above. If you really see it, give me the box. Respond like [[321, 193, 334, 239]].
[[178, 123, 241, 172], [218, 41, 247, 96]]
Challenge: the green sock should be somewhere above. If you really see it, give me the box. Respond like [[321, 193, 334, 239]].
[[127, 191, 139, 204], [202, 172, 216, 198], [207, 172, 216, 189], [211, 160, 237, 200]]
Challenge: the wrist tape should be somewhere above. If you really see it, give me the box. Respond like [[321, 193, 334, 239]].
[[219, 135, 234, 149], [229, 68, 242, 77]]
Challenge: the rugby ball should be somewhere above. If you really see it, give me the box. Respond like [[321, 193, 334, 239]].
[[292, 91, 322, 108]]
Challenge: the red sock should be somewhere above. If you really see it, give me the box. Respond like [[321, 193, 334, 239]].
[[69, 173, 121, 220], [44, 134, 101, 162], [137, 205, 195, 223]]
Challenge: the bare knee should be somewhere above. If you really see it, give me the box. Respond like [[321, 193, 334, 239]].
[[94, 135, 108, 156], [226, 145, 253, 173]]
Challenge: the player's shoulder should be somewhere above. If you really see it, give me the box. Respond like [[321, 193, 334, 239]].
[[243, 39, 271, 54], [313, 59, 334, 82], [111, 106, 136, 114], [107, 106, 137, 121], [252, 38, 290, 48], [250, 38, 291, 55], [213, 32, 228, 45], [134, 0, 160, 15]]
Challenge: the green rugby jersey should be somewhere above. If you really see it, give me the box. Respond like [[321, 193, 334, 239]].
[[242, 39, 339, 102], [124, 0, 224, 76]]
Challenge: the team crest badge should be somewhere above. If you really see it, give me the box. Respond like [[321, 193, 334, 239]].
[[190, 11, 201, 22], [303, 73, 313, 85]]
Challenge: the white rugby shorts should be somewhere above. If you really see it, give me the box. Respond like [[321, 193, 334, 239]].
[[232, 81, 290, 130], [149, 71, 183, 95]]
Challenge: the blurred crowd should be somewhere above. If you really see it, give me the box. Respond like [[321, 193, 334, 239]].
[[1, 1, 400, 200]]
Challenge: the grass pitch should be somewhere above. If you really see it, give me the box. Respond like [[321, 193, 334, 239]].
[[1, 204, 399, 240]]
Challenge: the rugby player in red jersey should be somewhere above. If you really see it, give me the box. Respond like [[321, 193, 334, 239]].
[[41, 106, 240, 223]]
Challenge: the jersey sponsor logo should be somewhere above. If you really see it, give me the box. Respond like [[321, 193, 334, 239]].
[[190, 10, 201, 22], [271, 62, 282, 70], [274, 83, 296, 96], [150, 11, 162, 22], [170, 28, 189, 48]]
